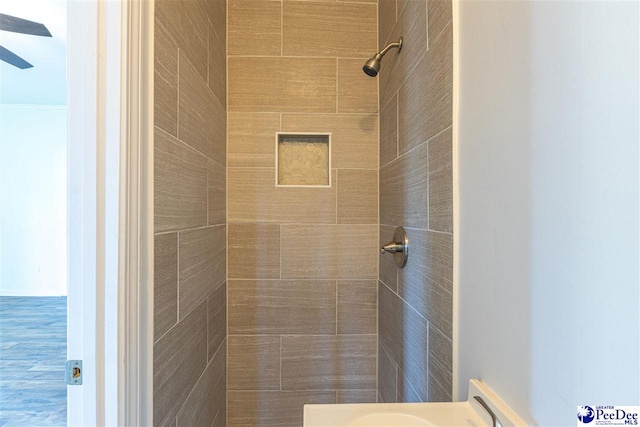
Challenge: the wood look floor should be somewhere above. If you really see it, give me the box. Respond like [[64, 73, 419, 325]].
[[0, 297, 66, 426]]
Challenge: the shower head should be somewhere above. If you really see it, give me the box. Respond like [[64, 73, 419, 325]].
[[362, 37, 403, 77]]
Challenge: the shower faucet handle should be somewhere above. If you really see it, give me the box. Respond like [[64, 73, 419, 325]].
[[380, 226, 409, 268], [380, 242, 404, 254]]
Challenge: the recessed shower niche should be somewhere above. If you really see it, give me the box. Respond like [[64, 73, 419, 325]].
[[276, 132, 331, 187]]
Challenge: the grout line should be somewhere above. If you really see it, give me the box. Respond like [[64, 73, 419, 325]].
[[280, 335, 283, 391], [335, 280, 339, 335], [154, 223, 226, 237], [335, 58, 339, 113], [176, 232, 180, 322], [176, 48, 180, 138], [280, 0, 284, 56]]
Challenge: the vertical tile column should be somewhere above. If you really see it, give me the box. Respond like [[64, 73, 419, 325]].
[[377, 0, 454, 404], [153, 1, 227, 426], [227, 1, 379, 426]]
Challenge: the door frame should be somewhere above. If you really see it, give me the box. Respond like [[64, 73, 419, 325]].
[[67, 0, 153, 425]]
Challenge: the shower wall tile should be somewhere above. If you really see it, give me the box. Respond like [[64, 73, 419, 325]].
[[283, 2, 377, 57], [281, 114, 378, 169], [207, 160, 226, 226], [378, 0, 396, 48], [178, 225, 226, 320], [337, 169, 378, 224], [153, 302, 207, 427], [380, 142, 428, 229], [379, 225, 398, 292], [427, 0, 452, 46], [228, 0, 282, 56], [207, 282, 226, 362], [228, 112, 280, 168], [178, 51, 226, 165], [176, 341, 226, 427], [154, 20, 177, 136], [228, 335, 281, 391], [281, 335, 377, 390], [338, 59, 379, 113], [154, 127, 207, 233], [429, 373, 452, 402], [398, 23, 452, 155], [227, 168, 337, 223], [208, 20, 226, 106], [378, 282, 429, 401], [228, 57, 337, 113], [428, 324, 453, 399], [397, 367, 422, 403], [379, 0, 427, 107], [154, 1, 226, 424], [227, 391, 335, 427], [380, 93, 398, 167], [281, 225, 378, 279], [228, 279, 337, 334], [337, 280, 377, 335], [154, 233, 178, 340], [228, 223, 281, 279], [428, 128, 453, 232], [377, 340, 396, 403], [337, 390, 378, 404], [156, 0, 208, 82]]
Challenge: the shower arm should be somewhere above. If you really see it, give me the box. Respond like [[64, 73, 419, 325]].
[[378, 38, 403, 58]]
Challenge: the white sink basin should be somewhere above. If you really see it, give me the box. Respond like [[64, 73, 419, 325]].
[[304, 380, 527, 427]]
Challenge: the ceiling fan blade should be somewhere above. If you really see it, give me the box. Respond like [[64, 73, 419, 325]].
[[0, 13, 52, 37], [0, 45, 33, 69]]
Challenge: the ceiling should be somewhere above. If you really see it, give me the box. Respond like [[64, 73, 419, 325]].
[[0, 0, 67, 105]]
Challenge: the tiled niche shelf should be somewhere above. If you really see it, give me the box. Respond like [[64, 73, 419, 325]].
[[275, 132, 332, 187]]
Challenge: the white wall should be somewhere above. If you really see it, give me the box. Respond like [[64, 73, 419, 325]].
[[0, 105, 67, 296], [456, 1, 639, 425]]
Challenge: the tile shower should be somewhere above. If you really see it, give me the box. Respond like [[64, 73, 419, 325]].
[[153, 0, 453, 425]]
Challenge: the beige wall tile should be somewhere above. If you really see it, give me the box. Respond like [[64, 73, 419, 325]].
[[378, 282, 429, 399], [397, 229, 453, 336], [283, 1, 377, 57], [338, 59, 378, 113], [398, 23, 452, 155], [281, 335, 377, 390], [380, 142, 428, 229], [228, 280, 336, 334], [281, 114, 378, 169], [380, 93, 398, 167], [379, 0, 397, 48], [228, 223, 281, 279], [228, 0, 282, 56], [227, 168, 337, 223], [205, 0, 226, 49], [428, 128, 452, 232], [379, 225, 398, 292], [208, 21, 226, 106], [228, 112, 280, 168], [428, 0, 451, 47], [153, 302, 207, 427], [176, 340, 226, 427], [337, 390, 377, 403], [178, 52, 226, 165], [228, 335, 281, 390], [208, 160, 226, 226], [281, 224, 377, 279], [178, 225, 226, 319], [378, 340, 397, 403], [154, 233, 177, 340], [154, 127, 207, 233], [229, 57, 337, 113], [428, 324, 452, 401], [228, 391, 335, 427], [337, 280, 377, 334], [379, 0, 427, 107], [337, 169, 378, 224], [154, 20, 178, 136], [207, 281, 226, 361]]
